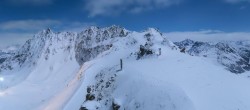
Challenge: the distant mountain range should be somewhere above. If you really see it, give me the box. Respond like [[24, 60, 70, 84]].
[[174, 39, 250, 73]]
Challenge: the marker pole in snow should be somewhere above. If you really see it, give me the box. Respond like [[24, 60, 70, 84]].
[[120, 59, 123, 70], [159, 48, 161, 56]]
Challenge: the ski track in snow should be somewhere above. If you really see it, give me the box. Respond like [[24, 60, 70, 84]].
[[40, 63, 92, 110]]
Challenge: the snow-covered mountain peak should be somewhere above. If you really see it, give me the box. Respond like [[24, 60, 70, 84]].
[[1, 26, 250, 110], [0, 26, 177, 94], [143, 27, 161, 35], [0, 25, 177, 73], [75, 26, 167, 65], [45, 28, 52, 33], [181, 39, 195, 45], [39, 28, 54, 36], [174, 39, 250, 73], [0, 29, 78, 73], [4, 25, 250, 74]]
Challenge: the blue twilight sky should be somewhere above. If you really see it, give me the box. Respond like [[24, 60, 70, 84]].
[[1, 0, 250, 47]]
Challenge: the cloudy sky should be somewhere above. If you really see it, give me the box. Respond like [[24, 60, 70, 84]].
[[1, 0, 250, 48]]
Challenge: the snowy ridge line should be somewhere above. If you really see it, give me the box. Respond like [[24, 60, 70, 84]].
[[0, 25, 176, 110], [0, 26, 250, 110]]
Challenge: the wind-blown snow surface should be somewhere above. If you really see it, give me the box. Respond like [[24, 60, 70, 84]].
[[0, 26, 250, 110]]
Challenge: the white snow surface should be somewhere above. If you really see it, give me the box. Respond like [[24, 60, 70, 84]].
[[0, 27, 250, 110]]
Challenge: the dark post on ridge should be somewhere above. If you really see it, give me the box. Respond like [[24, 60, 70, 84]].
[[120, 59, 123, 70], [159, 48, 161, 56]]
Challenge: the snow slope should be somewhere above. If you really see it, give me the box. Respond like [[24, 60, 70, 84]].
[[1, 26, 250, 110], [0, 29, 81, 110]]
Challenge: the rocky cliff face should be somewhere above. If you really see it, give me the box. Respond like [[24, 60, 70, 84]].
[[174, 39, 250, 73], [75, 26, 129, 65]]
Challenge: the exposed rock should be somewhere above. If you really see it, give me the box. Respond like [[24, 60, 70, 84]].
[[86, 93, 95, 101], [79, 106, 88, 110], [87, 86, 91, 93], [112, 101, 120, 110], [180, 48, 186, 53], [75, 26, 128, 65], [137, 43, 154, 59]]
